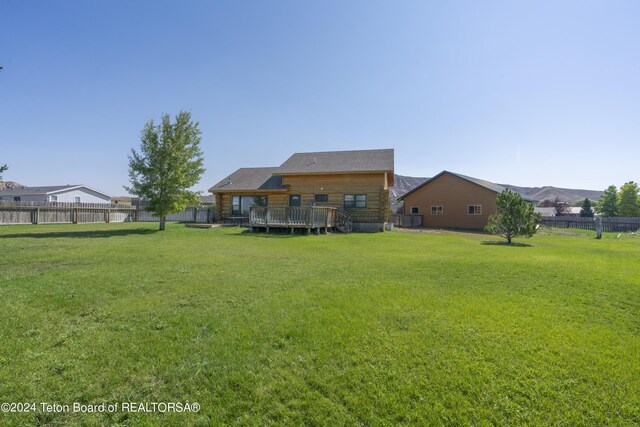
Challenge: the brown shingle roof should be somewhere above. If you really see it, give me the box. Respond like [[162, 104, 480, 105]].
[[277, 149, 394, 175], [398, 171, 536, 202], [208, 168, 286, 192], [209, 149, 395, 192]]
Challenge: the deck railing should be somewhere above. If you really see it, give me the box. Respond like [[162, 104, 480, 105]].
[[249, 206, 338, 230]]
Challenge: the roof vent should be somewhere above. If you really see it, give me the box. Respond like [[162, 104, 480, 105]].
[[312, 156, 317, 164], [228, 177, 232, 184]]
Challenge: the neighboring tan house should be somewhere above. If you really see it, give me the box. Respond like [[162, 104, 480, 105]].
[[209, 149, 394, 232], [398, 171, 533, 230], [0, 185, 112, 203]]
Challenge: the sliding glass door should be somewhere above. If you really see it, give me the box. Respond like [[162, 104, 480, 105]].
[[232, 195, 268, 216]]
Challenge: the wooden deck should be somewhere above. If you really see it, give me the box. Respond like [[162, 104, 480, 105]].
[[249, 206, 351, 233]]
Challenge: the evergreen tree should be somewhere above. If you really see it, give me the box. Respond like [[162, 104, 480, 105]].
[[579, 198, 594, 217], [0, 164, 7, 180], [125, 112, 205, 230], [485, 189, 540, 244], [597, 185, 618, 217], [618, 181, 640, 217]]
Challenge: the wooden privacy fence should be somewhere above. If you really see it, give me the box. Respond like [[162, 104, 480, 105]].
[[0, 202, 136, 225], [0, 201, 131, 208], [0, 201, 216, 226], [390, 214, 423, 228], [540, 216, 640, 232], [136, 206, 216, 223]]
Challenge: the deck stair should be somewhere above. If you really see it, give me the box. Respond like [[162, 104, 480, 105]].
[[335, 208, 352, 233]]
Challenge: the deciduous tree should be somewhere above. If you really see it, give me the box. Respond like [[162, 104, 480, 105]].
[[485, 189, 540, 244], [0, 164, 7, 180], [618, 181, 640, 217], [125, 112, 205, 230], [597, 185, 618, 217]]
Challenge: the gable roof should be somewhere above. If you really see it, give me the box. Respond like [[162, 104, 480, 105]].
[[0, 185, 111, 198], [398, 171, 535, 201], [208, 167, 287, 192], [277, 149, 394, 175], [209, 149, 395, 193]]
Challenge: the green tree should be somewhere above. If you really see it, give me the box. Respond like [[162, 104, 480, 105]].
[[597, 185, 618, 217], [579, 198, 594, 217], [125, 112, 205, 230], [618, 181, 640, 217], [485, 189, 540, 244], [0, 164, 7, 180]]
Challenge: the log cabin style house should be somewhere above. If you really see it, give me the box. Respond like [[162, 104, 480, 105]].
[[209, 149, 394, 232], [398, 170, 534, 230]]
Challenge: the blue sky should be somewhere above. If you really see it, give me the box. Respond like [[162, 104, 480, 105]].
[[1, 0, 638, 195]]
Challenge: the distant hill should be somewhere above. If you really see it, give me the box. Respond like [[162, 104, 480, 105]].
[[391, 175, 429, 200], [392, 174, 602, 205], [501, 185, 603, 205], [0, 181, 25, 191]]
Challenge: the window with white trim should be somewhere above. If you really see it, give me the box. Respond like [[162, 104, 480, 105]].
[[467, 205, 482, 215], [431, 205, 443, 215], [74, 196, 82, 203], [49, 195, 58, 202]]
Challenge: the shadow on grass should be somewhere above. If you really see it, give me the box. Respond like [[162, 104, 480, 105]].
[[481, 240, 533, 247], [0, 228, 157, 239], [232, 228, 320, 238]]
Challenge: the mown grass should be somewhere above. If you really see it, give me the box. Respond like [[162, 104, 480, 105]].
[[0, 223, 638, 426]]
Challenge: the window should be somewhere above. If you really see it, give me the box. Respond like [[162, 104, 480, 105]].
[[344, 194, 367, 208], [13, 196, 21, 202], [254, 196, 268, 207], [315, 194, 329, 203], [289, 194, 301, 207], [49, 195, 58, 202], [74, 196, 82, 203], [468, 205, 482, 215], [232, 196, 241, 215], [232, 195, 268, 216], [431, 205, 443, 215], [410, 206, 419, 214]]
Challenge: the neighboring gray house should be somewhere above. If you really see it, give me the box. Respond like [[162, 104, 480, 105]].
[[0, 185, 112, 203]]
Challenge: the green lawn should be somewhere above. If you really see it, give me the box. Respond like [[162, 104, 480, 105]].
[[0, 223, 638, 426]]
